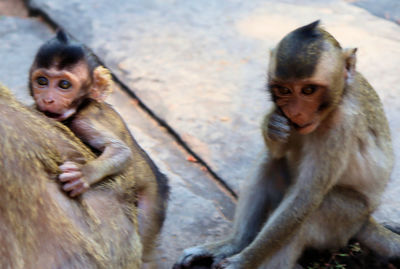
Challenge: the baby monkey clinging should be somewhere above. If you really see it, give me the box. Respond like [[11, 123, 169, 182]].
[[29, 30, 169, 264]]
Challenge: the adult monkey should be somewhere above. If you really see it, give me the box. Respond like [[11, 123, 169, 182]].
[[174, 21, 400, 269], [0, 84, 142, 268]]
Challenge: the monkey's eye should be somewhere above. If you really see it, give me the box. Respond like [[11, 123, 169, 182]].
[[271, 85, 291, 95], [36, 77, 48, 86], [59, 80, 71, 89], [302, 85, 317, 95]]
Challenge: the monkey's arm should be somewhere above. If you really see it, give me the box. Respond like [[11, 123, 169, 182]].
[[59, 117, 132, 197], [226, 128, 353, 268], [74, 118, 132, 184]]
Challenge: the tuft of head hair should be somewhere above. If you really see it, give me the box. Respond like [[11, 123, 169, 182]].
[[274, 20, 340, 80], [56, 29, 69, 44], [296, 20, 321, 37], [34, 30, 85, 70], [33, 30, 99, 73]]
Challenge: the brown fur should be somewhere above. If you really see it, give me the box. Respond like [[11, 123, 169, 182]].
[[0, 84, 142, 269], [69, 99, 168, 262]]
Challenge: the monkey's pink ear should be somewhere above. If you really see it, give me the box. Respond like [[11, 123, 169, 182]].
[[90, 66, 113, 102], [343, 48, 357, 76]]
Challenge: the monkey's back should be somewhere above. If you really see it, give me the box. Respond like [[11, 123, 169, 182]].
[[0, 85, 142, 269], [336, 73, 394, 208], [356, 72, 391, 143], [352, 72, 393, 162]]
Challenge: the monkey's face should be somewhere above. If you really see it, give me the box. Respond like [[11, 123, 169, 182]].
[[31, 63, 89, 121], [269, 81, 327, 135], [269, 48, 345, 135]]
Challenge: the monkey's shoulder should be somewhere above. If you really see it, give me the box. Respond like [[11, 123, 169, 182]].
[[75, 100, 120, 119], [69, 100, 130, 138], [353, 72, 388, 126], [341, 72, 391, 145], [352, 72, 380, 102]]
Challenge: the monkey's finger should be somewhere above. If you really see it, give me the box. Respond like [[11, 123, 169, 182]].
[[63, 179, 85, 192], [270, 126, 290, 137], [268, 129, 289, 141], [174, 252, 210, 268], [177, 254, 197, 268], [269, 120, 291, 132], [271, 114, 288, 124], [59, 162, 80, 172], [59, 171, 82, 182], [69, 182, 89, 197], [269, 113, 288, 123], [211, 257, 230, 269], [212, 260, 227, 269]]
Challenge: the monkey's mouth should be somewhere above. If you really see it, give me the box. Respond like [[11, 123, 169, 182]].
[[292, 122, 312, 129], [43, 111, 62, 119], [292, 121, 318, 134]]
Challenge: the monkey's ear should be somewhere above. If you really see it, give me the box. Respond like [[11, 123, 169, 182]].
[[90, 66, 113, 102], [343, 48, 357, 77]]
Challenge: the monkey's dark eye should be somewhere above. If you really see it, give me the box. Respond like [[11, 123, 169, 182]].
[[59, 80, 71, 89], [272, 86, 291, 95], [302, 85, 317, 95], [36, 77, 48, 86]]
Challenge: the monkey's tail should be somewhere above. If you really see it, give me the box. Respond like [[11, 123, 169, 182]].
[[355, 217, 400, 258]]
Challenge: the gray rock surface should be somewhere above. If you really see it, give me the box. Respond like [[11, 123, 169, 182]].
[[0, 17, 50, 104], [352, 0, 400, 25], [0, 0, 28, 17], [0, 16, 234, 268]]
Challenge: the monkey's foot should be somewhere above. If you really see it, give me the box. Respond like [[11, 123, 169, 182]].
[[173, 246, 215, 269], [213, 255, 242, 269]]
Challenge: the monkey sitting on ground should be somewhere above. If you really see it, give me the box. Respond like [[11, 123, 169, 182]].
[[174, 21, 400, 269], [29, 30, 169, 265]]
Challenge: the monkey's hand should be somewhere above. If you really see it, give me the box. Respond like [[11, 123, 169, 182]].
[[173, 243, 240, 269], [267, 111, 290, 143], [173, 246, 215, 269], [59, 161, 90, 197]]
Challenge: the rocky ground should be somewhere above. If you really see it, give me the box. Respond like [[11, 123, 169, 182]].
[[0, 0, 400, 268]]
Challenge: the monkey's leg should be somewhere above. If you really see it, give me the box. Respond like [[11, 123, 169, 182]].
[[229, 155, 290, 252], [255, 230, 305, 269], [259, 187, 368, 269], [356, 217, 400, 258], [137, 181, 165, 263], [174, 154, 290, 268], [216, 186, 370, 269], [215, 219, 307, 269]]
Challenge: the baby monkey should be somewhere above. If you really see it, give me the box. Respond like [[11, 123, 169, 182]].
[[30, 30, 169, 263], [30, 30, 125, 196]]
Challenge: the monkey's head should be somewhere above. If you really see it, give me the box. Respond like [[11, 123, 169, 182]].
[[29, 30, 112, 121], [268, 20, 357, 135]]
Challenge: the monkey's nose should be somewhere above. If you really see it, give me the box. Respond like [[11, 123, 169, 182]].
[[43, 99, 54, 104]]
